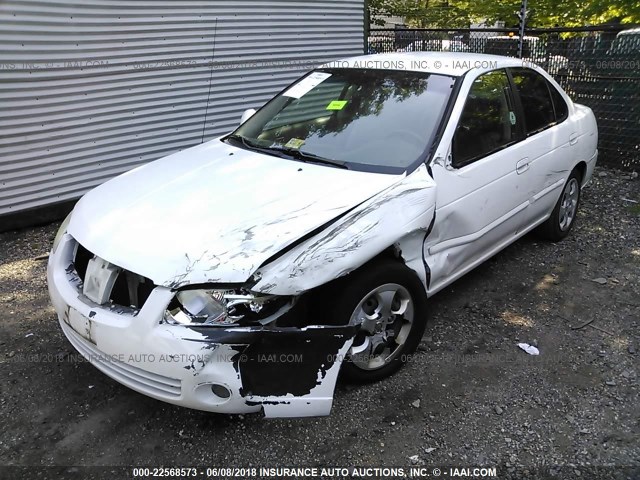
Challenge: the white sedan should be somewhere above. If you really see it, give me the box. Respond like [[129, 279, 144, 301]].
[[48, 52, 598, 418]]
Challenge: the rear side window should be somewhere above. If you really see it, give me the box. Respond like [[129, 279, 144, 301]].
[[547, 81, 568, 122], [452, 69, 519, 167], [510, 68, 556, 135]]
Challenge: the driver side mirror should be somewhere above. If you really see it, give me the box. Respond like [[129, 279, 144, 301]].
[[239, 108, 256, 125]]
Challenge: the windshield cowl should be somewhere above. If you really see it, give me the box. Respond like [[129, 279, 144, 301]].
[[225, 134, 348, 170]]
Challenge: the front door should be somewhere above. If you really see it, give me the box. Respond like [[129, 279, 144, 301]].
[[426, 69, 531, 294]]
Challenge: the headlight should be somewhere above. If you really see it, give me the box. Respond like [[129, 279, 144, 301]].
[[52, 212, 72, 254], [164, 289, 289, 326]]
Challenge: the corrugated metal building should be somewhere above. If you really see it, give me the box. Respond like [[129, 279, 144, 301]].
[[0, 0, 365, 224]]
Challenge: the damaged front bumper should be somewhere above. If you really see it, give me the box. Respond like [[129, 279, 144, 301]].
[[48, 234, 355, 418]]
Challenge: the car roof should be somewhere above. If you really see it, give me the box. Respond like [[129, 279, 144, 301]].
[[321, 52, 527, 77], [617, 27, 640, 36]]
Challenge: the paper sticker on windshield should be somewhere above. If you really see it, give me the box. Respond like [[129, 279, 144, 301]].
[[283, 72, 332, 99], [326, 100, 348, 110], [509, 111, 516, 125], [284, 138, 305, 149]]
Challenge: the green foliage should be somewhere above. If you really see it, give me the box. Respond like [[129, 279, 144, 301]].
[[367, 0, 640, 28]]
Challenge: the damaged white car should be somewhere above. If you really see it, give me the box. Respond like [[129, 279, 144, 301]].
[[48, 52, 598, 418]]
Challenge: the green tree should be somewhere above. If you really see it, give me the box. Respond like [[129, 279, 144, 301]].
[[367, 0, 640, 28]]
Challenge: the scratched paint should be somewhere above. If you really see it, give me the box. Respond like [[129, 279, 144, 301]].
[[253, 163, 437, 295], [67, 139, 402, 289]]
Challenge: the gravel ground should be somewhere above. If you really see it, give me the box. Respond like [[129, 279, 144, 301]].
[[0, 165, 638, 479]]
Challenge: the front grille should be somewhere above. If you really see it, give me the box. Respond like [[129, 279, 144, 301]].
[[74, 244, 92, 282], [74, 242, 155, 309], [61, 321, 182, 399]]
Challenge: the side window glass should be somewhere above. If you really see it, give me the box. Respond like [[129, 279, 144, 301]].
[[547, 80, 568, 123], [452, 69, 518, 167], [511, 68, 556, 134]]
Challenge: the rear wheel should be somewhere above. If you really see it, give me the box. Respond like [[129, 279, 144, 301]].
[[326, 259, 428, 383], [536, 169, 582, 241]]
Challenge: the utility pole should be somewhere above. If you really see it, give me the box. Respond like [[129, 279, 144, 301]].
[[517, 0, 528, 58]]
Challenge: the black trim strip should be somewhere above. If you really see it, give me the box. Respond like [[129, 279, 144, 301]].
[[426, 74, 466, 168]]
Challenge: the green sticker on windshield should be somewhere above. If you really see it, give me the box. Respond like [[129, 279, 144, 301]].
[[509, 111, 516, 125], [284, 138, 305, 149], [326, 100, 348, 110]]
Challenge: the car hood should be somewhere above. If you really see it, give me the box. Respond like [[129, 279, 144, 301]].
[[68, 139, 402, 288]]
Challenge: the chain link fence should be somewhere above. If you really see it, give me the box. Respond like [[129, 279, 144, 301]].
[[369, 26, 640, 170]]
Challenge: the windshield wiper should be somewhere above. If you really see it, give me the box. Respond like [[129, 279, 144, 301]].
[[226, 134, 296, 159], [266, 146, 348, 169], [225, 134, 263, 150], [226, 135, 348, 169]]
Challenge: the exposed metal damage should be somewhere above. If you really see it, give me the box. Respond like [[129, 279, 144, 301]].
[[252, 163, 437, 296], [65, 138, 404, 291]]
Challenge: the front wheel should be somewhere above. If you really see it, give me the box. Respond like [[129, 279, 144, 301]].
[[536, 169, 582, 241], [326, 259, 428, 383]]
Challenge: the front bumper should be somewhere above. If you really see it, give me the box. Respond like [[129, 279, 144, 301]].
[[48, 234, 354, 417]]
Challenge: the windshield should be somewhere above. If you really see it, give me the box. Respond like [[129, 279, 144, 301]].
[[229, 69, 456, 173]]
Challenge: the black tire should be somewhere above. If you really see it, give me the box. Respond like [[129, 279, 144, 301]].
[[325, 259, 429, 383], [536, 169, 582, 242]]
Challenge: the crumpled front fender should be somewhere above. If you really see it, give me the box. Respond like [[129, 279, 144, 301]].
[[251, 164, 437, 296]]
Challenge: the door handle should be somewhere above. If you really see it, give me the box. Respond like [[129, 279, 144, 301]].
[[516, 157, 530, 175], [569, 133, 579, 145]]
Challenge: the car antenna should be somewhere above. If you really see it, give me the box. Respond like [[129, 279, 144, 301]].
[[201, 17, 219, 143]]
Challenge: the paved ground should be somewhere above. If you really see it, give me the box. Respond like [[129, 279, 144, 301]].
[[0, 166, 638, 479]]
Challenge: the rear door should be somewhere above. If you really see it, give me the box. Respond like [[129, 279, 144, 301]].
[[508, 67, 575, 225]]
